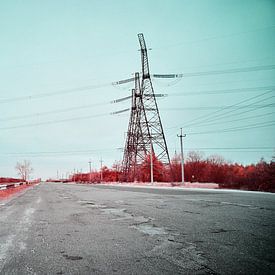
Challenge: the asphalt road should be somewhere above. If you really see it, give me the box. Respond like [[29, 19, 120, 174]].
[[0, 182, 274, 274]]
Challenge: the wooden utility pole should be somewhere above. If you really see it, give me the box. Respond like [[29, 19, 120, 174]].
[[150, 142, 154, 184], [88, 160, 92, 182], [100, 158, 103, 182], [177, 128, 186, 184]]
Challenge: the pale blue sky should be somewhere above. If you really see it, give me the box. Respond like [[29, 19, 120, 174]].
[[1, 0, 275, 179]]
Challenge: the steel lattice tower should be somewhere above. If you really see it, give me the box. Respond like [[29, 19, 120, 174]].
[[122, 34, 171, 181], [137, 33, 170, 164], [122, 72, 146, 180]]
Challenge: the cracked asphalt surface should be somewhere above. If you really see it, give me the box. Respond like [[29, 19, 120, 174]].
[[0, 182, 274, 274]]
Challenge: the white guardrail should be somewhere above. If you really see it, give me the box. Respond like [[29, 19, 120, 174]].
[[0, 182, 25, 190]]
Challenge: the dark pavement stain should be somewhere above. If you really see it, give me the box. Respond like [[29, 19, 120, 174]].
[[79, 200, 96, 205], [83, 202, 95, 205], [210, 228, 236, 234], [63, 254, 83, 260], [156, 205, 167, 209], [194, 240, 204, 244], [183, 210, 200, 214], [201, 263, 220, 275]]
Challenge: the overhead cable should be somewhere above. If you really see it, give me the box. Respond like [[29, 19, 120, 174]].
[[187, 121, 275, 135], [152, 64, 275, 79]]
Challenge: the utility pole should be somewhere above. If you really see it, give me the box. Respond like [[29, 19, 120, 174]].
[[177, 128, 186, 184], [88, 160, 92, 182], [150, 142, 154, 184], [100, 157, 103, 182]]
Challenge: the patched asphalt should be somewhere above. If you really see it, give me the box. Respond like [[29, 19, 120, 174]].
[[0, 182, 274, 274]]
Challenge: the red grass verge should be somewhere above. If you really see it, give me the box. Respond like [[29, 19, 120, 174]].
[[0, 184, 34, 200]]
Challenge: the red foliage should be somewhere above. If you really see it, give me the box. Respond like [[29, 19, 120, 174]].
[[0, 184, 34, 200], [71, 165, 121, 183], [0, 177, 24, 183], [67, 152, 274, 192], [171, 152, 275, 192], [138, 154, 166, 182]]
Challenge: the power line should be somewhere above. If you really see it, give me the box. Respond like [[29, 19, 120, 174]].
[[179, 95, 275, 132], [3, 146, 273, 157], [184, 111, 274, 128], [152, 64, 275, 79], [181, 90, 274, 129], [162, 104, 274, 111], [185, 150, 274, 153], [168, 86, 275, 96], [184, 147, 275, 153], [0, 112, 110, 130], [6, 93, 270, 127], [165, 111, 274, 138], [0, 101, 109, 122], [1, 93, 167, 123], [187, 120, 275, 135], [0, 82, 113, 104], [160, 95, 274, 138], [153, 25, 275, 50], [185, 147, 274, 150], [3, 25, 274, 71], [185, 95, 275, 128], [2, 148, 116, 157], [1, 65, 274, 104], [107, 65, 275, 88]]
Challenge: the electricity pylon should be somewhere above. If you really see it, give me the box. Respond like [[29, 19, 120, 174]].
[[121, 34, 171, 181], [122, 72, 146, 181]]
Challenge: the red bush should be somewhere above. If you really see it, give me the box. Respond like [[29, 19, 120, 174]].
[[0, 177, 24, 184], [67, 153, 274, 192]]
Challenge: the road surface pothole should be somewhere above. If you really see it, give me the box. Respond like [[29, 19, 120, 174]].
[[114, 200, 124, 204], [102, 208, 133, 220], [101, 208, 153, 224], [63, 254, 83, 261], [132, 224, 167, 236], [147, 240, 216, 274], [210, 228, 236, 234], [78, 200, 106, 208]]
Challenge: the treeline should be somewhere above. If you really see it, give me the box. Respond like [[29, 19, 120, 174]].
[[172, 152, 275, 192], [0, 177, 25, 183], [70, 151, 274, 192]]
